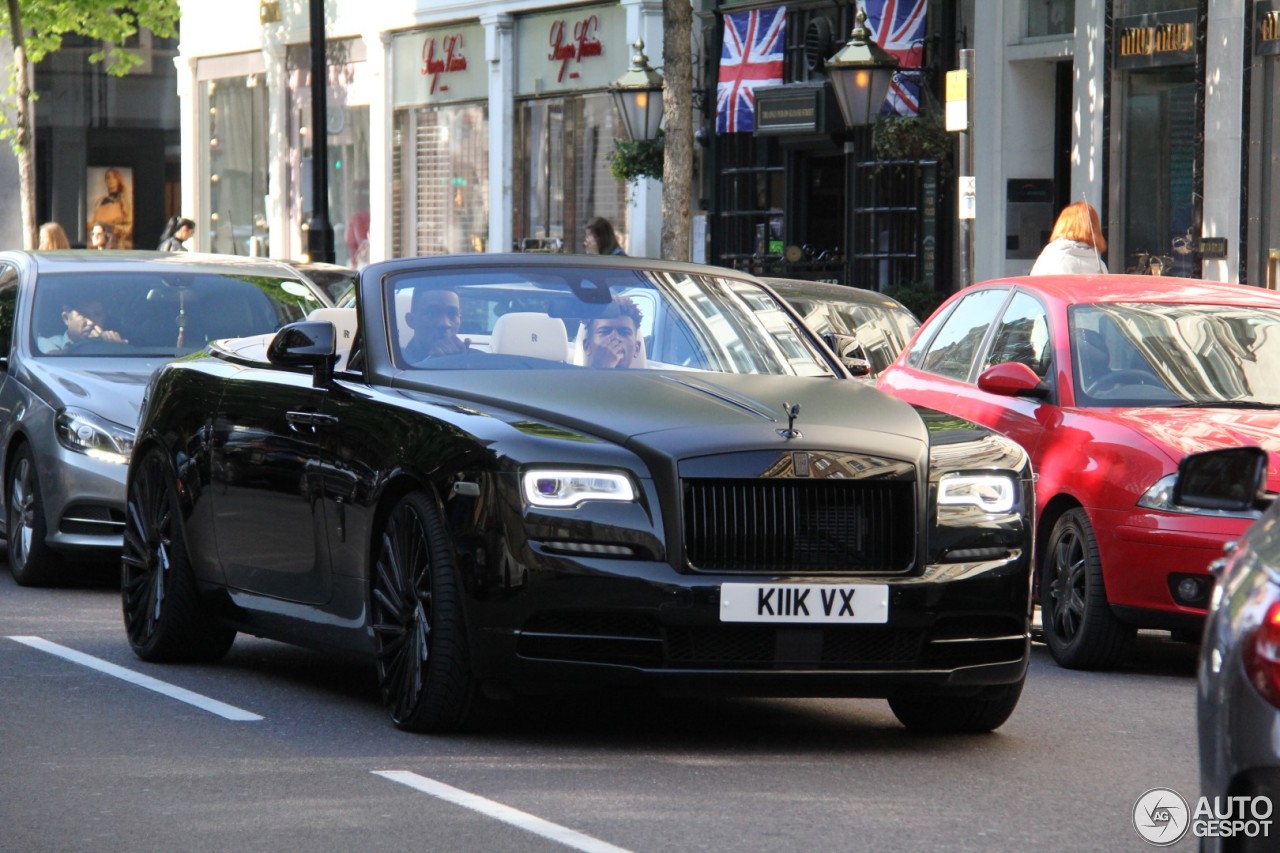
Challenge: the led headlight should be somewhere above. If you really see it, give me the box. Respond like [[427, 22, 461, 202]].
[[55, 407, 135, 464], [938, 473, 1016, 514], [522, 469, 636, 508]]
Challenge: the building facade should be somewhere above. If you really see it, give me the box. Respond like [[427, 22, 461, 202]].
[[973, 0, 1278, 286], [18, 31, 182, 251], [175, 0, 670, 265], [11, 1, 1260, 291]]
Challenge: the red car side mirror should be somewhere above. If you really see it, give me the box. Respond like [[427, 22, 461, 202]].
[[977, 362, 1050, 399]]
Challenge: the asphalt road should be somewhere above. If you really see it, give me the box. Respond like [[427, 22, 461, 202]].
[[0, 559, 1202, 852]]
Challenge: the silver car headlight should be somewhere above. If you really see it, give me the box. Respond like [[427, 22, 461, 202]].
[[55, 407, 135, 464], [1138, 473, 1262, 518], [522, 469, 636, 508]]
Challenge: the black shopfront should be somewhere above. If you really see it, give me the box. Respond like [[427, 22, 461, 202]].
[[1109, 3, 1205, 278], [703, 1, 958, 297], [1249, 0, 1280, 287]]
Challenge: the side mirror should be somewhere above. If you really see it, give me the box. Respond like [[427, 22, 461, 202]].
[[1174, 447, 1271, 512], [977, 362, 1050, 399], [267, 320, 337, 386], [822, 332, 872, 377]]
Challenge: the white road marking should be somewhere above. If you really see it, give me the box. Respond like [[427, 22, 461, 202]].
[[373, 770, 633, 853], [7, 635, 263, 721]]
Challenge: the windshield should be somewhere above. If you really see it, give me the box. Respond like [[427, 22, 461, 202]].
[[31, 271, 324, 358], [385, 264, 837, 377], [1069, 302, 1280, 407]]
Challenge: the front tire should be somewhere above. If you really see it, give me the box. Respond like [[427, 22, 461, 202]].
[[371, 491, 477, 732], [121, 448, 235, 662], [6, 444, 62, 586], [1040, 508, 1133, 669], [889, 680, 1025, 733]]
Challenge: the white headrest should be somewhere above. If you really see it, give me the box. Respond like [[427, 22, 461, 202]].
[[489, 312, 569, 362], [307, 307, 359, 370]]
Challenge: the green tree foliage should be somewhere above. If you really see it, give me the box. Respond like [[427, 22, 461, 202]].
[[1, 0, 181, 247]]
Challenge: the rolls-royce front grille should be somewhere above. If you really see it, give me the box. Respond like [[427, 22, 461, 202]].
[[683, 479, 914, 573]]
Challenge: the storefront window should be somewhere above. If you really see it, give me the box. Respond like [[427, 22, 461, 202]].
[[202, 75, 269, 256], [1027, 0, 1074, 37], [392, 104, 489, 256], [1119, 67, 1197, 277], [513, 94, 627, 253], [286, 43, 371, 267]]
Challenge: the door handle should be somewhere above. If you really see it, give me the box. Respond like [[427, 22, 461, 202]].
[[286, 411, 338, 430]]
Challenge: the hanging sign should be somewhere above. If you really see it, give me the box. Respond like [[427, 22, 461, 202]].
[[1115, 10, 1197, 69], [392, 24, 487, 107]]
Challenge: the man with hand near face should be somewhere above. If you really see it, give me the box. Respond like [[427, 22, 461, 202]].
[[582, 296, 643, 369], [38, 297, 129, 353], [402, 287, 471, 363]]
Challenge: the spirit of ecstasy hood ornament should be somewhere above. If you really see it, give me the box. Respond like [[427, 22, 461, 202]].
[[776, 402, 802, 440]]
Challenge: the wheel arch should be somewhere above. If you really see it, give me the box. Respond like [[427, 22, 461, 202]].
[[1036, 492, 1084, 579]]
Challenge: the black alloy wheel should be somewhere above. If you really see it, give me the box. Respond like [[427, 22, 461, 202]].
[[371, 491, 476, 732], [1040, 508, 1133, 670], [121, 448, 235, 662], [6, 444, 61, 586]]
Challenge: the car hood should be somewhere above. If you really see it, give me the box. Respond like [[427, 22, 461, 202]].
[[401, 370, 930, 461], [23, 358, 165, 429], [1101, 407, 1280, 487]]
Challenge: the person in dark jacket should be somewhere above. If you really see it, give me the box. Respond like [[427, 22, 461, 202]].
[[158, 216, 196, 251]]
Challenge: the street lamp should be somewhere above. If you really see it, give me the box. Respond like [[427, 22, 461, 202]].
[[609, 40, 664, 142], [825, 5, 899, 128]]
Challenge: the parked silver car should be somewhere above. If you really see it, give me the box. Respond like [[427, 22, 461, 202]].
[[0, 251, 331, 585], [761, 277, 919, 379], [1191, 447, 1280, 852]]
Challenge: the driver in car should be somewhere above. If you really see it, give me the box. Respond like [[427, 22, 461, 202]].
[[402, 288, 471, 363], [38, 297, 129, 353], [582, 296, 643, 369]]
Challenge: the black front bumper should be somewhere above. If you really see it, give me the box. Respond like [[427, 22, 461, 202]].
[[466, 551, 1033, 699]]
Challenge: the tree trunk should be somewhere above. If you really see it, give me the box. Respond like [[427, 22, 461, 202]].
[[7, 0, 36, 250], [660, 0, 693, 261]]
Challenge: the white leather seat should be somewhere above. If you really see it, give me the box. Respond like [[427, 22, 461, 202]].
[[489, 312, 569, 362], [307, 307, 359, 370]]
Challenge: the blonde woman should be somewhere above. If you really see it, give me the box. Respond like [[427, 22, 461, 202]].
[[38, 222, 71, 250]]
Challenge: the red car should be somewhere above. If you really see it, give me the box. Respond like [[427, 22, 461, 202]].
[[878, 274, 1280, 669]]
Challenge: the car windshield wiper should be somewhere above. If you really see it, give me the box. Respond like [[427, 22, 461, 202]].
[[1166, 399, 1280, 410]]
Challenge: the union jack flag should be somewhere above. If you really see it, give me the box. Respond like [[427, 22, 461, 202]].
[[864, 0, 928, 116], [716, 7, 786, 134]]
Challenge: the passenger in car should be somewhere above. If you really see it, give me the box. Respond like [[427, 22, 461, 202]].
[[37, 296, 129, 353], [402, 287, 471, 362], [582, 296, 643, 368]]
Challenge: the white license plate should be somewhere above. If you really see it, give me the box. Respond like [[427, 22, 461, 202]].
[[719, 582, 889, 624]]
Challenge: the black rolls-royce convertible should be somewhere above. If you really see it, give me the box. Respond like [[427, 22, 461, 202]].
[[123, 254, 1035, 733]]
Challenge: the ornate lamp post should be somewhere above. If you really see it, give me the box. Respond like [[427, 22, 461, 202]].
[[825, 5, 899, 128], [609, 40, 665, 142]]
